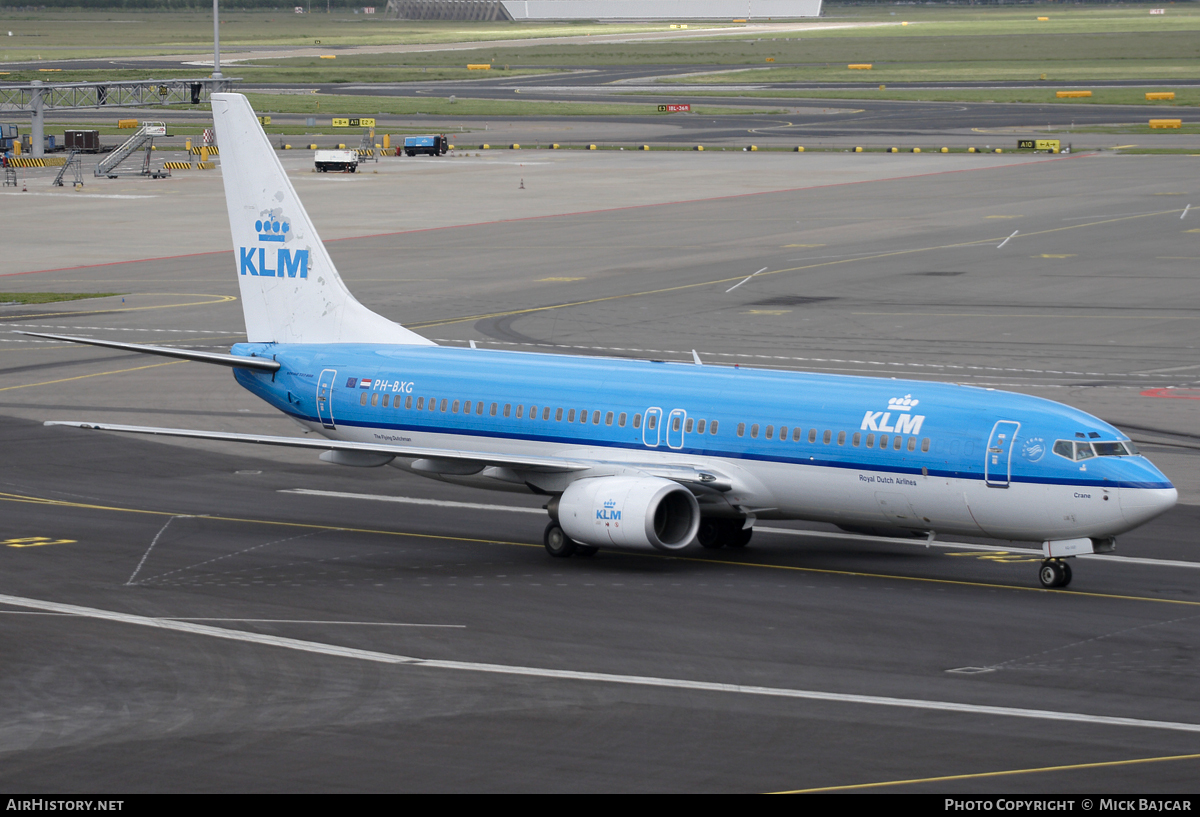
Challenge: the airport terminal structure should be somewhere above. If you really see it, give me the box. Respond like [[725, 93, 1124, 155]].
[[385, 0, 823, 20]]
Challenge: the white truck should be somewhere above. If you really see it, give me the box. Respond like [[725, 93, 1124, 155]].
[[314, 149, 358, 173]]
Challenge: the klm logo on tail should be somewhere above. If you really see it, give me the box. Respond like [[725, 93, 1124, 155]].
[[240, 212, 309, 278]]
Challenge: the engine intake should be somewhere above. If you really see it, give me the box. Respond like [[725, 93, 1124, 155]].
[[556, 476, 700, 551]]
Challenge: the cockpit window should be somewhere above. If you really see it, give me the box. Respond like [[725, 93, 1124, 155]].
[[1054, 440, 1096, 461], [1094, 441, 1139, 457], [1055, 439, 1138, 460]]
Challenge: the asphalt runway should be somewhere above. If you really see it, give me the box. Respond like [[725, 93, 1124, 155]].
[[1, 149, 1199, 792]]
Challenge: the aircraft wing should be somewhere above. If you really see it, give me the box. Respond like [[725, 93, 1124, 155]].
[[45, 422, 737, 491], [46, 421, 590, 473]]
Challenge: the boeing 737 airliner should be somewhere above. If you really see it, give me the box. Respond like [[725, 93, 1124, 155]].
[[25, 93, 1177, 589]]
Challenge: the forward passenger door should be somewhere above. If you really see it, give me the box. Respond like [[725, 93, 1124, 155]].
[[985, 420, 1020, 487]]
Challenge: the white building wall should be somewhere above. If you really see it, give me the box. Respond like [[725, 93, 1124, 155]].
[[501, 0, 822, 19]]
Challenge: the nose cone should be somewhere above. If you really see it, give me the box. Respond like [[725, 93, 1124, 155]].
[[1119, 484, 1178, 528], [1114, 455, 1176, 527]]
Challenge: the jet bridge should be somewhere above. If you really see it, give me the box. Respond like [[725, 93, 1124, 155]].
[[0, 77, 237, 158]]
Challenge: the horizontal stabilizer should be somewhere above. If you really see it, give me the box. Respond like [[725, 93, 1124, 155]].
[[16, 331, 280, 371]]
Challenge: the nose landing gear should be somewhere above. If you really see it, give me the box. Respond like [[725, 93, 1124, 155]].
[[1039, 559, 1073, 589]]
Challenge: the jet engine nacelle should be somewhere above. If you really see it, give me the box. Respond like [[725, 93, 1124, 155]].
[[557, 476, 700, 552]]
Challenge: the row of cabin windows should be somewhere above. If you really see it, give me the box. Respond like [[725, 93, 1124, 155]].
[[361, 392, 729, 436], [733, 421, 931, 454], [357, 391, 733, 436], [357, 391, 935, 454]]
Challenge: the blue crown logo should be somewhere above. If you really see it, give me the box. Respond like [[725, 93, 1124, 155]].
[[255, 213, 291, 243], [604, 499, 617, 508]]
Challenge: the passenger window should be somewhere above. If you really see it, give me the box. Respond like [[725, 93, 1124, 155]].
[[556, 408, 564, 422], [710, 421, 718, 435], [648, 415, 657, 430], [619, 412, 628, 427], [823, 430, 832, 445], [685, 418, 693, 433], [779, 425, 787, 440], [696, 419, 705, 434], [793, 428, 802, 442], [476, 401, 484, 415], [606, 412, 614, 426], [440, 399, 447, 412], [580, 409, 588, 424], [416, 396, 424, 410], [673, 416, 682, 432], [361, 392, 369, 406], [808, 429, 817, 443], [568, 409, 576, 422], [634, 413, 642, 429], [880, 434, 889, 449], [751, 424, 759, 439], [516, 405, 524, 419], [866, 433, 875, 448], [921, 438, 930, 453], [737, 423, 745, 438], [593, 410, 601, 425], [544, 407, 552, 421], [504, 404, 511, 418], [429, 397, 436, 412], [765, 425, 774, 440], [907, 437, 916, 452], [838, 431, 846, 446], [529, 405, 537, 419], [371, 393, 379, 407], [382, 394, 390, 408], [490, 403, 498, 416], [853, 432, 861, 447], [452, 400, 459, 413], [405, 396, 413, 409]]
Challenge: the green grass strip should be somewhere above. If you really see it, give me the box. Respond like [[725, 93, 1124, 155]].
[[0, 293, 123, 305]]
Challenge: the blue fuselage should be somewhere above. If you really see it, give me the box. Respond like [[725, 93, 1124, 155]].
[[230, 342, 1175, 542]]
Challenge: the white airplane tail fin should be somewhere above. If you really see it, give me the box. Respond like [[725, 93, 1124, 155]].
[[210, 93, 433, 346]]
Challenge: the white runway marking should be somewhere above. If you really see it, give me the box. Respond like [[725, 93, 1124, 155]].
[[725, 267, 768, 293], [160, 618, 465, 628], [280, 488, 544, 514], [3, 591, 1199, 735], [996, 230, 1018, 249], [279, 491, 1200, 569], [432, 339, 1186, 382], [755, 527, 1200, 570]]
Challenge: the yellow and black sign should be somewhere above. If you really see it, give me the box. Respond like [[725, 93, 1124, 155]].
[[332, 118, 376, 128], [257, 115, 271, 125], [1017, 139, 1061, 151]]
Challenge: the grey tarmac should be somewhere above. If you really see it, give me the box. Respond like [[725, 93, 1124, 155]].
[[0, 145, 1198, 792]]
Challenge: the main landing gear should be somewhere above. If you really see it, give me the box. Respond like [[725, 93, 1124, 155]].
[[543, 522, 597, 558], [696, 518, 753, 550], [1038, 558, 1073, 589]]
